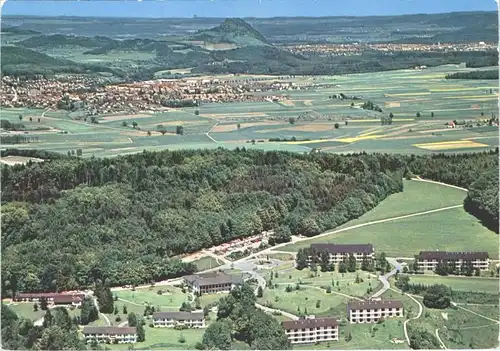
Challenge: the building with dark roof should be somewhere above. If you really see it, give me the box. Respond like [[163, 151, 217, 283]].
[[13, 292, 85, 307], [414, 251, 489, 271], [282, 316, 339, 344], [82, 327, 137, 344], [347, 299, 403, 323], [152, 311, 205, 328], [183, 271, 242, 295], [308, 243, 375, 265]]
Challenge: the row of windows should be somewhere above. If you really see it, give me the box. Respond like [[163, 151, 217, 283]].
[[350, 308, 402, 313], [286, 327, 337, 332]]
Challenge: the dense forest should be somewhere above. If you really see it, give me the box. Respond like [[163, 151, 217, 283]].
[[445, 70, 499, 80], [1, 148, 498, 295]]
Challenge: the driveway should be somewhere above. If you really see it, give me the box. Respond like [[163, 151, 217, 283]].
[[372, 257, 402, 298]]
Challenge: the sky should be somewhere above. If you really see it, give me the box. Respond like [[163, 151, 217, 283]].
[[1, 0, 498, 18]]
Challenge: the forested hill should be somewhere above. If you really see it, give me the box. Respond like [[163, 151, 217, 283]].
[[1, 148, 498, 295]]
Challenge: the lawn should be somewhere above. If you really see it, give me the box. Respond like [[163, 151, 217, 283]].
[[293, 319, 408, 350], [108, 325, 205, 350], [280, 206, 498, 258], [7, 302, 45, 321], [114, 287, 188, 312], [404, 275, 499, 294], [191, 256, 222, 272], [257, 285, 351, 317], [264, 269, 378, 298], [410, 299, 499, 350]]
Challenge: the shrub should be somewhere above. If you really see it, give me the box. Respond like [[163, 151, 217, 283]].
[[115, 316, 122, 322]]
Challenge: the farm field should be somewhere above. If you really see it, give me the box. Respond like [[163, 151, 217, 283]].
[[2, 65, 498, 157], [279, 180, 499, 258]]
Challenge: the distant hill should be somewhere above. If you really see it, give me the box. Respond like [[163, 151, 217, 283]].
[[0, 46, 123, 77], [19, 34, 114, 49], [83, 38, 173, 55], [190, 18, 271, 47], [1, 26, 40, 35]]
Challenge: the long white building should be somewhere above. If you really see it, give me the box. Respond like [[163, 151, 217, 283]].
[[347, 299, 403, 324], [82, 327, 137, 344], [414, 251, 489, 271], [309, 243, 375, 264], [152, 311, 205, 328], [282, 316, 339, 345]]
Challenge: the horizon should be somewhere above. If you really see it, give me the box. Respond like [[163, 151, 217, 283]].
[[1, 0, 498, 18]]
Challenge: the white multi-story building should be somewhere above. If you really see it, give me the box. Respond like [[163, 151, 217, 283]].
[[282, 316, 339, 345], [184, 271, 242, 295], [308, 243, 375, 265], [347, 299, 403, 323], [82, 327, 137, 344], [152, 311, 205, 328], [414, 251, 489, 271]]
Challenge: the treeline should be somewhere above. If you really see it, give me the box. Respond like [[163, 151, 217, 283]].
[[0, 135, 41, 145], [0, 148, 70, 160], [445, 70, 499, 80], [464, 169, 499, 233], [1, 148, 498, 294]]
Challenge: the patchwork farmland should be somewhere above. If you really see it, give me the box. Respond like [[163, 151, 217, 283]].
[[1, 64, 498, 157]]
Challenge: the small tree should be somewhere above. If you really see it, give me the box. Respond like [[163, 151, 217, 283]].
[[237, 123, 241, 130], [326, 286, 332, 293], [33, 303, 39, 312], [194, 110, 200, 116], [316, 300, 321, 308], [76, 149, 83, 157], [38, 118, 41, 123], [179, 333, 186, 343], [128, 312, 138, 327], [147, 130, 152, 136], [416, 112, 421, 118], [345, 332, 352, 342], [350, 102, 354, 107], [18, 115, 23, 121], [132, 121, 138, 129], [29, 117, 33, 122], [431, 112, 434, 117], [289, 117, 296, 124], [334, 123, 340, 129], [40, 297, 48, 311], [176, 125, 184, 135], [114, 307, 118, 315], [257, 286, 263, 298], [122, 121, 128, 127], [123, 305, 128, 314], [389, 112, 394, 119]]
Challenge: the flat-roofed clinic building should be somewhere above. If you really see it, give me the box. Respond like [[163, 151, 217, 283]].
[[152, 311, 205, 328], [183, 271, 242, 295], [414, 251, 489, 271], [309, 244, 375, 264], [82, 327, 137, 344], [282, 316, 339, 344], [347, 299, 403, 323]]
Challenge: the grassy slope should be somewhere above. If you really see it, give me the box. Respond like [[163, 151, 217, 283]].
[[404, 275, 499, 294], [280, 180, 499, 258]]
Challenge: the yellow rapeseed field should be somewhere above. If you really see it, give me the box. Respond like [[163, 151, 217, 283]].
[[413, 140, 489, 150]]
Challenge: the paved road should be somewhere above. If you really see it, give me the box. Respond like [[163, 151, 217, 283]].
[[412, 177, 468, 192], [402, 291, 423, 346], [255, 303, 299, 321], [435, 328, 448, 349], [93, 297, 111, 326], [372, 257, 402, 298]]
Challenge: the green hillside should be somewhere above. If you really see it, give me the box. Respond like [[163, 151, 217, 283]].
[[18, 34, 114, 48]]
